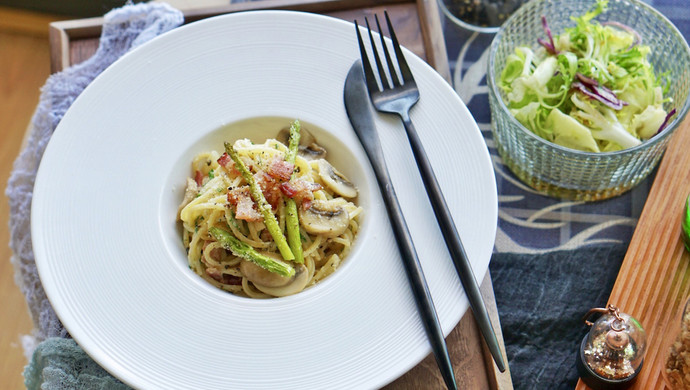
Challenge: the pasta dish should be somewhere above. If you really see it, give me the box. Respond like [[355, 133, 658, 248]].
[[177, 120, 361, 298]]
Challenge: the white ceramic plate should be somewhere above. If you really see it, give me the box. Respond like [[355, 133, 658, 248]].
[[32, 11, 497, 390]]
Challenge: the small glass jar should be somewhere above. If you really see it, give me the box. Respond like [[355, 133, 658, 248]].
[[664, 298, 690, 389], [437, 0, 527, 33], [577, 305, 646, 389]]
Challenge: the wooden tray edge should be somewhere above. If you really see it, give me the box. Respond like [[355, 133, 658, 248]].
[[48, 0, 450, 82]]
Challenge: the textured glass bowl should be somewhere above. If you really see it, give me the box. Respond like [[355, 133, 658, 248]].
[[487, 0, 690, 201]]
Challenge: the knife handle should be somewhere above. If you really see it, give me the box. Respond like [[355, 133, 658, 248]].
[[370, 160, 458, 390], [399, 114, 506, 373]]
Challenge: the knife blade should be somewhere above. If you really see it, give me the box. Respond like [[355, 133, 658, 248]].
[[344, 60, 458, 390]]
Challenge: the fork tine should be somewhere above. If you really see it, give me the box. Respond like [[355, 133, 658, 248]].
[[375, 14, 401, 87], [365, 18, 391, 90], [355, 20, 381, 94], [384, 11, 414, 84]]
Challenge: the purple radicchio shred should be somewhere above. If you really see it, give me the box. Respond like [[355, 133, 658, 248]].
[[657, 108, 678, 135], [538, 15, 558, 54], [602, 21, 642, 48], [573, 73, 628, 110], [576, 73, 598, 86]]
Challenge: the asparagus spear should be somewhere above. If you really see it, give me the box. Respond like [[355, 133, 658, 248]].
[[225, 142, 295, 261], [209, 227, 295, 277], [284, 120, 304, 264]]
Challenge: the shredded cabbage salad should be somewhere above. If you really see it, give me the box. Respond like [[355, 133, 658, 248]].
[[499, 0, 676, 152]]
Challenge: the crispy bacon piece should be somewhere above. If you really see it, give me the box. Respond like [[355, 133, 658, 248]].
[[217, 152, 232, 168], [302, 199, 312, 211], [217, 152, 240, 176], [202, 240, 225, 261], [200, 242, 243, 285], [280, 179, 322, 209], [280, 181, 298, 198], [227, 186, 262, 221], [260, 229, 272, 242], [266, 158, 295, 181], [254, 171, 283, 209], [205, 267, 242, 285], [227, 186, 248, 204], [194, 170, 204, 186]]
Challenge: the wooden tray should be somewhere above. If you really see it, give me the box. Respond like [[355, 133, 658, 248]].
[[574, 117, 690, 389], [49, 0, 450, 79], [48, 1, 511, 388]]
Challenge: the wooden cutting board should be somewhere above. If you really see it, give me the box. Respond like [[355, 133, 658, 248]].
[[575, 114, 690, 389]]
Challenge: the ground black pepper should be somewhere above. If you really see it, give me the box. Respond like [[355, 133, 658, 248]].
[[441, 0, 526, 29]]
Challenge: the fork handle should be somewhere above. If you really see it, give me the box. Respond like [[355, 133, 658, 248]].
[[367, 156, 458, 390], [400, 114, 507, 373]]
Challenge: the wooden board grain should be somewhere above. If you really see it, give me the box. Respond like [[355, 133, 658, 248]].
[[575, 116, 690, 389], [46, 1, 511, 388]]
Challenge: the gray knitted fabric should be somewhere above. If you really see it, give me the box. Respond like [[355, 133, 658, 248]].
[[5, 0, 183, 381], [24, 338, 132, 390]]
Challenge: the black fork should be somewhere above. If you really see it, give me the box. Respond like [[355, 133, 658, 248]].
[[356, 11, 507, 375]]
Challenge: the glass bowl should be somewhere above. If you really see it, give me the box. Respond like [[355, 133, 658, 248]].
[[487, 0, 690, 201]]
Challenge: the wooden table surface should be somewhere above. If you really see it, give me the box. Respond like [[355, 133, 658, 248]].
[[37, 0, 513, 389], [0, 6, 59, 389]]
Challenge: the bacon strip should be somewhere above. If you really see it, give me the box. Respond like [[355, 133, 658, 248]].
[[194, 170, 204, 186], [266, 158, 294, 181], [254, 171, 284, 210], [205, 267, 242, 285], [227, 186, 262, 221], [280, 179, 322, 209], [217, 152, 232, 168], [217, 152, 240, 176]]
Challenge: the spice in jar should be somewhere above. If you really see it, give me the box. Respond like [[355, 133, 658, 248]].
[[577, 305, 646, 389], [441, 0, 526, 29], [666, 197, 690, 388], [666, 307, 690, 388]]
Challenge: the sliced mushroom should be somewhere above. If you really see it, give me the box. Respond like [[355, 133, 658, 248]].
[[240, 254, 294, 288], [316, 159, 357, 198], [299, 199, 350, 238], [299, 143, 327, 160], [276, 126, 327, 160], [249, 262, 310, 297]]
